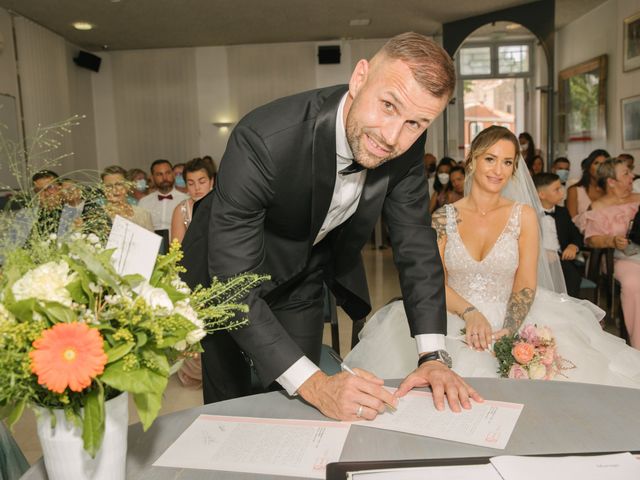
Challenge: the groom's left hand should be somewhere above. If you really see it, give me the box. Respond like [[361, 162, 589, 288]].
[[395, 362, 484, 412]]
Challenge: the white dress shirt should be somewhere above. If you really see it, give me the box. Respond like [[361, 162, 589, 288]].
[[277, 93, 446, 396], [137, 187, 189, 233], [541, 208, 561, 252]]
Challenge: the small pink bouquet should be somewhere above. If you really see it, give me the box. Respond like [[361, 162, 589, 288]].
[[494, 324, 574, 380]]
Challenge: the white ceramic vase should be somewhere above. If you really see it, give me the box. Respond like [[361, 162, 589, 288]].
[[35, 392, 128, 480]]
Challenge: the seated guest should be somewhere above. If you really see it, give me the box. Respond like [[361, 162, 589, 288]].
[[528, 154, 544, 176], [428, 157, 455, 212], [126, 168, 150, 204], [173, 162, 188, 193], [101, 166, 153, 230], [423, 152, 436, 183], [551, 157, 571, 186], [566, 149, 609, 220], [534, 172, 584, 297], [171, 158, 215, 244], [31, 170, 63, 236], [138, 159, 189, 251], [430, 165, 464, 213], [618, 153, 636, 177], [577, 157, 640, 348]]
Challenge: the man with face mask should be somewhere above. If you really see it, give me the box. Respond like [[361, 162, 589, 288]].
[[551, 157, 571, 185], [190, 32, 482, 418]]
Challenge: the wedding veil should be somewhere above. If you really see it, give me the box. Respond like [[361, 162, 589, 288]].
[[464, 161, 568, 295]]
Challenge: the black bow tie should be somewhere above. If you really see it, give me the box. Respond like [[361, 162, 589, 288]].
[[158, 194, 173, 201], [339, 160, 366, 176], [544, 210, 555, 217]]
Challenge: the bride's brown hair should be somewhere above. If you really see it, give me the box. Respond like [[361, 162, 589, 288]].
[[464, 126, 520, 176]]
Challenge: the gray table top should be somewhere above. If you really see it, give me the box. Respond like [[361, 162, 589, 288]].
[[22, 378, 640, 479]]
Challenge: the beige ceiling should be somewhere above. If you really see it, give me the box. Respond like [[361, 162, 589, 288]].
[[0, 0, 607, 51]]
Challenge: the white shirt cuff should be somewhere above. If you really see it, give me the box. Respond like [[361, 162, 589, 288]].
[[276, 356, 320, 396], [416, 334, 446, 355]]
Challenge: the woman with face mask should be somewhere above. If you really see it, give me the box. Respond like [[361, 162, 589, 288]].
[[173, 163, 188, 193], [126, 168, 150, 204], [429, 157, 456, 213]]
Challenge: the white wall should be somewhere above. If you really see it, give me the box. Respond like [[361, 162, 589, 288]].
[[0, 9, 97, 183], [556, 0, 640, 175]]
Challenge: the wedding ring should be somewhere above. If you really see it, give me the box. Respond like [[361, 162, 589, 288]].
[[356, 404, 364, 418]]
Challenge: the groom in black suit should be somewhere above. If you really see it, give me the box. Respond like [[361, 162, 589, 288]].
[[200, 32, 482, 420]]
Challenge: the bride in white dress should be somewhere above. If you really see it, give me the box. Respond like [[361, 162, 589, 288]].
[[346, 126, 640, 389]]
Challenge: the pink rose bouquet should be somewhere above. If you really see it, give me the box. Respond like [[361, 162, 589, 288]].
[[494, 324, 574, 380]]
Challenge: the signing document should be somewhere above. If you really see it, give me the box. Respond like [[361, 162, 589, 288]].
[[153, 415, 350, 478], [353, 388, 523, 449]]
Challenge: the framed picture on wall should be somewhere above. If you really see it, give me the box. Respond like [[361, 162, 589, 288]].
[[621, 95, 640, 150], [558, 55, 607, 143], [623, 12, 640, 72]]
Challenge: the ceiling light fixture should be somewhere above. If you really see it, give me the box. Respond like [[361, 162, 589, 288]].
[[349, 19, 370, 27], [72, 22, 94, 31], [505, 23, 521, 30]]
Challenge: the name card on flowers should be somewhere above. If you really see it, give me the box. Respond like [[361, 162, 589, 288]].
[[353, 388, 523, 449], [106, 215, 161, 280]]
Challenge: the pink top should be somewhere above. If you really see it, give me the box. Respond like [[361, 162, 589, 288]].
[[579, 202, 640, 239], [574, 185, 592, 217]]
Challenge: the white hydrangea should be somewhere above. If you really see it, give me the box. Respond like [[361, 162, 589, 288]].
[[170, 278, 191, 295], [186, 327, 206, 345], [12, 261, 76, 307], [173, 301, 203, 328], [138, 282, 174, 311], [173, 340, 187, 351]]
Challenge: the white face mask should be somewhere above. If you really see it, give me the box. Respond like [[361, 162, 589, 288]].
[[520, 142, 529, 152], [437, 173, 450, 185], [555, 169, 570, 183]]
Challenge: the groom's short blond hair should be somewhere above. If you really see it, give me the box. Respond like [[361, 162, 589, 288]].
[[375, 32, 456, 100]]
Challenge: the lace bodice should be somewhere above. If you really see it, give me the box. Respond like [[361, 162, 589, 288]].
[[443, 203, 521, 305]]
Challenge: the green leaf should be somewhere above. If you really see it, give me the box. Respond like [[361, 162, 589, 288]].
[[140, 348, 170, 376], [6, 399, 26, 429], [36, 302, 76, 324], [82, 383, 105, 458], [7, 298, 37, 322], [123, 273, 145, 289], [135, 331, 148, 348], [67, 242, 120, 289], [104, 341, 135, 364], [101, 360, 167, 395], [66, 278, 89, 304], [133, 391, 163, 431]]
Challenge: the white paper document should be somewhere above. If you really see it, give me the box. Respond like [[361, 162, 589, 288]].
[[106, 215, 161, 280], [347, 463, 502, 479], [153, 414, 351, 478], [353, 388, 523, 449], [491, 452, 640, 480]]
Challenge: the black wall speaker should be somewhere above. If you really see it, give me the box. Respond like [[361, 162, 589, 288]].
[[318, 45, 341, 64], [73, 51, 101, 72]]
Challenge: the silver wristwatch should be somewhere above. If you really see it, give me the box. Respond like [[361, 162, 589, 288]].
[[417, 349, 452, 368]]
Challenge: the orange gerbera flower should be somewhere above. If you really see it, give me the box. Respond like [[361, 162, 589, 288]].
[[30, 322, 108, 394]]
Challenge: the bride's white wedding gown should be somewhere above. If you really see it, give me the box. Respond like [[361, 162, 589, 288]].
[[345, 203, 640, 388]]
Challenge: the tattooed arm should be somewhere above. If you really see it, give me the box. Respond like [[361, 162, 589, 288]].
[[499, 205, 539, 337]]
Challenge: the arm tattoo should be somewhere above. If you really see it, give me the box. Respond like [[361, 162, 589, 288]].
[[503, 287, 535, 334], [431, 206, 460, 243]]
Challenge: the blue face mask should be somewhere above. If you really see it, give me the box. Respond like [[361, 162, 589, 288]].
[[174, 174, 186, 188], [556, 169, 569, 183], [134, 179, 147, 192]]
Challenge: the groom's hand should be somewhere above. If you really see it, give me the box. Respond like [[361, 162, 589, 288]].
[[395, 361, 483, 412], [297, 369, 397, 421]]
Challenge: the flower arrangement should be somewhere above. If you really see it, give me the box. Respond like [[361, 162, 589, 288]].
[[0, 232, 266, 457], [493, 324, 574, 380]]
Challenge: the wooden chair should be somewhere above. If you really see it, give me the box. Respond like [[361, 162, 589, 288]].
[[585, 247, 629, 343]]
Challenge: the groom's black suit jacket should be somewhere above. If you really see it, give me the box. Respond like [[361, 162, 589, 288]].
[[204, 85, 446, 386]]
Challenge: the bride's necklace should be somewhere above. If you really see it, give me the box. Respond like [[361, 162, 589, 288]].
[[470, 199, 501, 216]]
